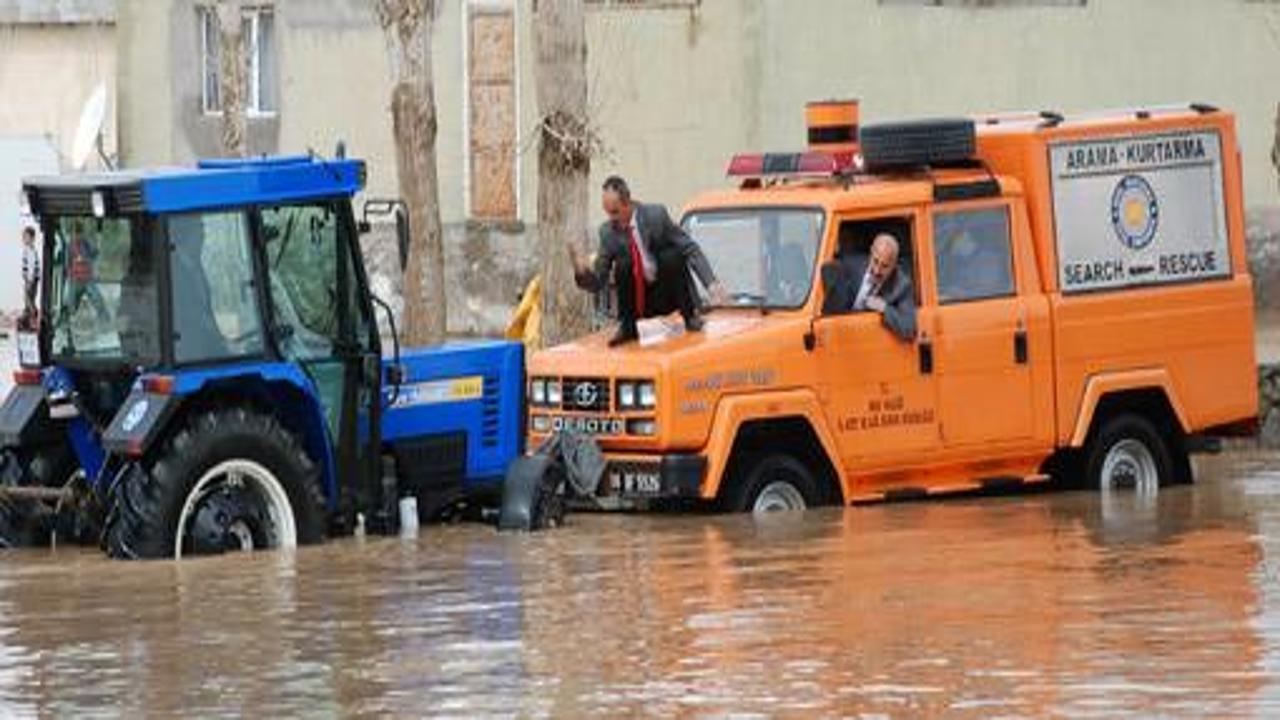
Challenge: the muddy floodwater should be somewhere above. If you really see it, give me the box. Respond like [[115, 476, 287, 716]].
[[0, 455, 1277, 717]]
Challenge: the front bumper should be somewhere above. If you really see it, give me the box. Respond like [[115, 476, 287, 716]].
[[597, 453, 707, 501]]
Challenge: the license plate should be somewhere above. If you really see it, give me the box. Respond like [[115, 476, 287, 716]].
[[552, 416, 624, 436], [612, 469, 661, 495]]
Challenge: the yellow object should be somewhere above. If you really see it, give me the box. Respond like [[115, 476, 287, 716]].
[[506, 275, 542, 350]]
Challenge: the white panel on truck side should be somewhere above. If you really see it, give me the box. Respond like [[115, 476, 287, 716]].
[[1049, 130, 1230, 294]]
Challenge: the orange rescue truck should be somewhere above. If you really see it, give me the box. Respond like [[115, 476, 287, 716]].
[[527, 101, 1258, 512]]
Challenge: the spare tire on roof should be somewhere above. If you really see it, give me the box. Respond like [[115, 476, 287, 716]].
[[859, 118, 976, 170]]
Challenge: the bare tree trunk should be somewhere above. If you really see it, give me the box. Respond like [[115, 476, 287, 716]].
[[374, 0, 447, 346], [535, 0, 594, 346], [215, 0, 248, 158]]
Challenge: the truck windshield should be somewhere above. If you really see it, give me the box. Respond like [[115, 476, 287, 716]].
[[683, 208, 824, 309], [47, 215, 161, 365]]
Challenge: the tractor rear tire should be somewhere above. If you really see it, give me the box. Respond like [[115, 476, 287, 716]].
[[0, 445, 79, 548], [860, 118, 976, 170], [104, 407, 327, 560]]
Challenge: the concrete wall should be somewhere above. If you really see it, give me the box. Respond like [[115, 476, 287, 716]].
[[113, 0, 1280, 331], [0, 21, 117, 168]]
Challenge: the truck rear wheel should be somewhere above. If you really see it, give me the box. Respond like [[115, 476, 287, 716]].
[[104, 408, 326, 560], [723, 454, 819, 515], [1085, 414, 1173, 497]]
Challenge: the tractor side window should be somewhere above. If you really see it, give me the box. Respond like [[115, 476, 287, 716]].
[[933, 207, 1015, 304], [168, 212, 265, 364], [261, 203, 341, 360]]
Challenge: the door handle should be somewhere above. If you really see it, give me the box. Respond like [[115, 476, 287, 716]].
[[1014, 329, 1028, 365], [918, 338, 934, 375]]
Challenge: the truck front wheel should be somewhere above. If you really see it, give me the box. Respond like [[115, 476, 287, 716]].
[[105, 408, 327, 560], [723, 454, 819, 515], [1085, 414, 1173, 497]]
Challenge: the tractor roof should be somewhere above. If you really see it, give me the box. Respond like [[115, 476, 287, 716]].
[[22, 155, 366, 217]]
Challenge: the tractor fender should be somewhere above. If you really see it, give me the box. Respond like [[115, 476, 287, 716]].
[[109, 363, 339, 507], [1068, 368, 1191, 448], [700, 389, 844, 502]]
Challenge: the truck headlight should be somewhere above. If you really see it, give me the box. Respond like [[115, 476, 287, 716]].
[[91, 190, 106, 218], [531, 379, 547, 405], [618, 382, 636, 409], [546, 380, 562, 406], [638, 381, 656, 409], [531, 415, 551, 433]]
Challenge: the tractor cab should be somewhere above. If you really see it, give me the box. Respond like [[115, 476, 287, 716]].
[[0, 154, 522, 559]]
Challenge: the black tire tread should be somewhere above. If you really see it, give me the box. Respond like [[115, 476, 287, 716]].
[[860, 118, 976, 170], [722, 453, 820, 513], [104, 407, 326, 560], [0, 445, 78, 548], [1084, 413, 1174, 491]]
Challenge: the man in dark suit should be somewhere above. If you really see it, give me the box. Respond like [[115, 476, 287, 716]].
[[571, 176, 728, 346], [821, 232, 916, 342]]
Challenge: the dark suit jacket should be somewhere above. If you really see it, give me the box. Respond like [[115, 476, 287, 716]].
[[576, 202, 717, 292], [822, 254, 917, 342]]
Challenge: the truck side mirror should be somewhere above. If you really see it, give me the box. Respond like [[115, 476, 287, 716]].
[[359, 198, 411, 271], [395, 206, 410, 272]]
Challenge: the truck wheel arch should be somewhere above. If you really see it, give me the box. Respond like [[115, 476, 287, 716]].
[[1069, 370, 1191, 448], [701, 391, 845, 504]]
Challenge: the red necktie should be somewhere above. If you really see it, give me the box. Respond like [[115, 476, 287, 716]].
[[627, 226, 646, 318]]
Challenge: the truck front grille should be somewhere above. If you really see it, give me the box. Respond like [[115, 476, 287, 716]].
[[561, 377, 610, 413]]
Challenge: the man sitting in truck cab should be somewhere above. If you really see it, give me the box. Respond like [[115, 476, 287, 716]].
[[821, 232, 916, 341]]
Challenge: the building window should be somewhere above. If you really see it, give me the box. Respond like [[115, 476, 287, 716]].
[[466, 2, 518, 221], [199, 5, 277, 116]]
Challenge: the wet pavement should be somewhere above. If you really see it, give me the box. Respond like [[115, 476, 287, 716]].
[[0, 454, 1272, 716]]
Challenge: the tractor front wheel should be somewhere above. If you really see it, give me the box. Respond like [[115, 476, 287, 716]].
[[104, 408, 327, 560]]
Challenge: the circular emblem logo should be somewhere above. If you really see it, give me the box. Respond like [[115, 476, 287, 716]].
[[122, 399, 149, 433], [1110, 175, 1159, 250], [573, 382, 599, 408]]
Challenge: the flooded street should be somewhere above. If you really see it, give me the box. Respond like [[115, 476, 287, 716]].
[[0, 455, 1271, 716]]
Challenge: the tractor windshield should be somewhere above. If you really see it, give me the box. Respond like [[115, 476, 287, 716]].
[[47, 215, 161, 365], [683, 208, 825, 309]]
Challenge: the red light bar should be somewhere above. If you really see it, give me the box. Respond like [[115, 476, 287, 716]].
[[726, 152, 844, 178], [12, 369, 41, 387], [141, 375, 175, 395]]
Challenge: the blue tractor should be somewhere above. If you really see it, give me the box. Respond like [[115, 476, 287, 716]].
[[0, 155, 524, 559]]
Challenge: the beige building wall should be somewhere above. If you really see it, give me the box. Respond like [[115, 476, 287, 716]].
[[0, 21, 117, 168], [118, 0, 1280, 220], [586, 0, 1280, 213]]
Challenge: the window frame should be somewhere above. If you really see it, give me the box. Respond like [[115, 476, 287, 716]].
[[165, 209, 271, 367], [931, 202, 1018, 306], [198, 4, 277, 118], [256, 197, 374, 363]]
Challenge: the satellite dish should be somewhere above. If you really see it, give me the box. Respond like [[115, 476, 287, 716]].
[[71, 83, 107, 171]]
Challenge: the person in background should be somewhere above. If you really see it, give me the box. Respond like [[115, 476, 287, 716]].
[[20, 226, 39, 330]]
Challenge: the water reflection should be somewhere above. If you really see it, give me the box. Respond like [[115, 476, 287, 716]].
[[0, 453, 1272, 716]]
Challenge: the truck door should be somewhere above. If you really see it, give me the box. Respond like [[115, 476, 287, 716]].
[[815, 212, 942, 480], [930, 200, 1043, 450], [259, 201, 382, 524]]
